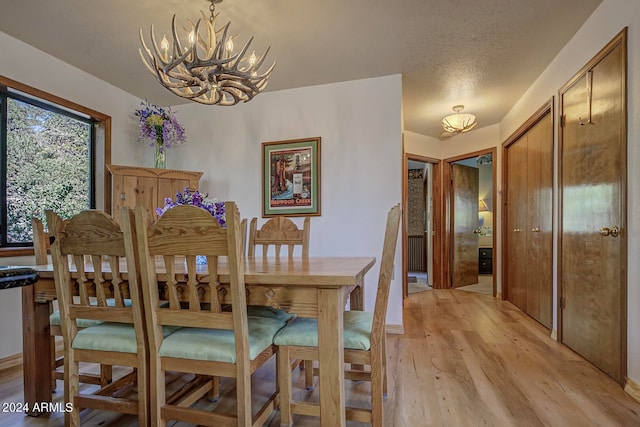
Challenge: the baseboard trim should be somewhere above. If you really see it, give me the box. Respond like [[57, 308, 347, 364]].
[[624, 377, 640, 403], [0, 352, 22, 372], [550, 329, 558, 341], [386, 324, 404, 335], [0, 340, 62, 372]]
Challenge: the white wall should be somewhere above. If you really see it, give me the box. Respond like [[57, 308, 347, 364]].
[[404, 131, 442, 158], [169, 75, 404, 326], [500, 0, 640, 385]]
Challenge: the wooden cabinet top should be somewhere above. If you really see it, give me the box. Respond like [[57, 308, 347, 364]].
[[106, 164, 203, 181]]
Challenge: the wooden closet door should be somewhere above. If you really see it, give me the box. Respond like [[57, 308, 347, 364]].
[[559, 32, 626, 383], [525, 113, 553, 329], [505, 135, 528, 310]]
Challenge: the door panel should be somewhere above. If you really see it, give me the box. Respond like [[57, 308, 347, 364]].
[[451, 164, 479, 287], [526, 115, 553, 328], [158, 178, 191, 203], [121, 176, 157, 213], [506, 135, 528, 310], [560, 38, 625, 382]]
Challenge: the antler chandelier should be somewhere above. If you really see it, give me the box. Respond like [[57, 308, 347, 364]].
[[441, 105, 477, 134], [139, 0, 275, 106]]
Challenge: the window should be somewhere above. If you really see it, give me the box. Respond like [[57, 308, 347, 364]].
[[0, 77, 110, 251]]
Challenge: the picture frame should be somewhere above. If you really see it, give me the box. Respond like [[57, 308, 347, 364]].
[[262, 137, 321, 217]]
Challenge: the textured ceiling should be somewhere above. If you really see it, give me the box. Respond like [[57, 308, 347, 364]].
[[0, 0, 602, 138]]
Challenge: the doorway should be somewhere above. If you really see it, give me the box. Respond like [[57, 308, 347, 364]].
[[444, 149, 497, 295], [402, 154, 441, 297]]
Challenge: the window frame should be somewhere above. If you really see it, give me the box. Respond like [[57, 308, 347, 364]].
[[0, 76, 112, 256]]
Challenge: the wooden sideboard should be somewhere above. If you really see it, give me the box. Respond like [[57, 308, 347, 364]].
[[106, 164, 203, 223]]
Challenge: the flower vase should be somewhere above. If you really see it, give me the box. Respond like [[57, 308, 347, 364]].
[[154, 145, 166, 169]]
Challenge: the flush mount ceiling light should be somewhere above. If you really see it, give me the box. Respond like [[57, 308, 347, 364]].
[[441, 105, 478, 135], [139, 0, 275, 106]]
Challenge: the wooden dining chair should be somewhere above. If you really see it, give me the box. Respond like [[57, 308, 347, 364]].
[[274, 203, 401, 426], [133, 203, 281, 427], [32, 217, 112, 393], [46, 209, 148, 426], [248, 216, 310, 257], [247, 216, 311, 376]]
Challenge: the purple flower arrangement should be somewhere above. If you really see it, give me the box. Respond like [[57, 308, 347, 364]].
[[156, 188, 226, 227], [134, 101, 186, 152]]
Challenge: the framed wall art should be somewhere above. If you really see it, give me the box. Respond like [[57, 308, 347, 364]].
[[261, 137, 321, 217]]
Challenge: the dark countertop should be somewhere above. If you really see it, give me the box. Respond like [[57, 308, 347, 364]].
[[0, 265, 40, 290]]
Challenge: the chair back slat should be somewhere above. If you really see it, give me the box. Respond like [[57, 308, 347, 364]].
[[371, 204, 402, 347], [74, 256, 92, 307], [248, 216, 310, 257], [162, 255, 180, 310], [109, 255, 126, 307]]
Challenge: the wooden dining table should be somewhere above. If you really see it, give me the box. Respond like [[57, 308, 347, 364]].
[[23, 255, 376, 426]]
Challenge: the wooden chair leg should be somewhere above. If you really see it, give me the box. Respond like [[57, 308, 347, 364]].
[[304, 360, 314, 390], [49, 302, 57, 393], [100, 365, 113, 387], [278, 347, 293, 426], [152, 366, 166, 427], [371, 348, 384, 427], [208, 376, 220, 402], [136, 359, 149, 427], [50, 336, 57, 393], [66, 353, 80, 427], [382, 334, 388, 398]]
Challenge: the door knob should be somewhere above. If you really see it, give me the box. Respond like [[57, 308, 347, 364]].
[[531, 227, 541, 233], [600, 226, 621, 237], [513, 228, 521, 232], [610, 225, 620, 237]]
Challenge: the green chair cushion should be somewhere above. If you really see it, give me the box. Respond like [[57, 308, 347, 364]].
[[50, 311, 102, 328], [72, 323, 138, 353], [72, 323, 178, 353], [50, 298, 133, 328], [273, 310, 374, 351], [158, 316, 285, 363]]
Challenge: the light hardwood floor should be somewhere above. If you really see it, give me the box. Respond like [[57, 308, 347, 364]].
[[1, 289, 639, 426]]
